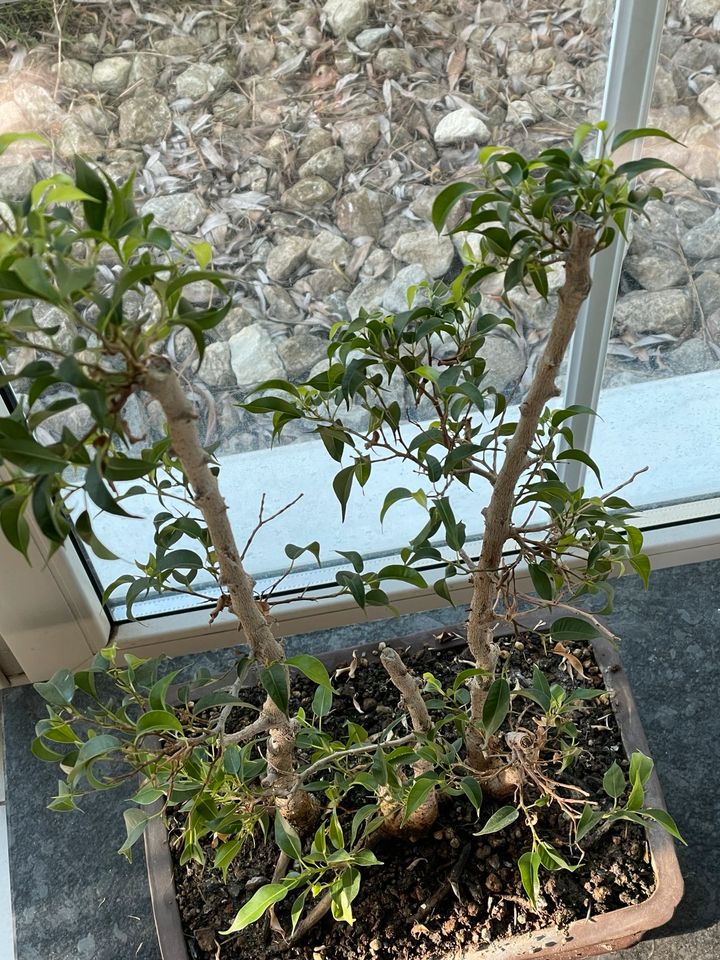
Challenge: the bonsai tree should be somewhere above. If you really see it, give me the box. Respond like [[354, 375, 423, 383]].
[[0, 124, 681, 944]]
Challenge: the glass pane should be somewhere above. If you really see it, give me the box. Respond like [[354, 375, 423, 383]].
[[592, 3, 720, 510], [0, 0, 613, 618]]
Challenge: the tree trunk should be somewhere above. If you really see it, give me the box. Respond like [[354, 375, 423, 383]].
[[465, 224, 596, 777], [140, 358, 317, 829]]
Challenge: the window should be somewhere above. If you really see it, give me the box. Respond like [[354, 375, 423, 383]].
[[1, 0, 719, 682]]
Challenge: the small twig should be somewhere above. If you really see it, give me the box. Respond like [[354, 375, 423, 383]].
[[240, 492, 303, 562], [600, 465, 649, 502], [298, 733, 416, 786], [265, 852, 291, 943], [414, 843, 471, 921], [221, 713, 271, 746], [281, 892, 333, 948], [514, 594, 619, 646]]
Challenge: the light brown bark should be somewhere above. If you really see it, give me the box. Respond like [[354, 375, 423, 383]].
[[465, 225, 596, 774], [140, 358, 316, 824], [380, 646, 438, 834]]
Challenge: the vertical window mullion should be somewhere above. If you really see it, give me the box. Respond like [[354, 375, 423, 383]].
[[561, 0, 668, 490]]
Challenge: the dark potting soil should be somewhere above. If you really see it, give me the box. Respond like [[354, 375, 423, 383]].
[[170, 632, 655, 960]]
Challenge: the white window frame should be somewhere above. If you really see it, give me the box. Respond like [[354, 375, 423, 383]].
[[4, 0, 718, 684]]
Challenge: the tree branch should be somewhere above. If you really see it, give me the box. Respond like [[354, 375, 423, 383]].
[[465, 223, 596, 768]]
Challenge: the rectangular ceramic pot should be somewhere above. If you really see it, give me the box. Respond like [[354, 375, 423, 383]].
[[144, 621, 683, 960]]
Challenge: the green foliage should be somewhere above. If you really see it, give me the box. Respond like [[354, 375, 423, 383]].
[[0, 126, 685, 942]]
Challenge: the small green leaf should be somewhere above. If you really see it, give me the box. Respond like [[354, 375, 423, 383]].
[[630, 554, 650, 588], [284, 542, 321, 564], [403, 776, 437, 824], [476, 805, 518, 836], [333, 465, 355, 521], [615, 157, 681, 180], [431, 181, 479, 232], [557, 448, 602, 483], [551, 617, 600, 644], [611, 127, 683, 152], [0, 132, 49, 156], [135, 710, 184, 738], [639, 808, 685, 844], [576, 803, 603, 842], [275, 810, 303, 860], [482, 678, 510, 739], [518, 850, 540, 906], [214, 838, 244, 879], [286, 654, 332, 690], [118, 808, 153, 861], [259, 662, 289, 715], [528, 563, 553, 601], [603, 761, 626, 800], [34, 669, 75, 707], [312, 684, 333, 718], [290, 889, 308, 934], [221, 882, 294, 934], [460, 776, 483, 816], [380, 487, 425, 524]]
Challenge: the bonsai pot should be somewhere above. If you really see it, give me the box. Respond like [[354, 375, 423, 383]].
[[144, 620, 683, 960]]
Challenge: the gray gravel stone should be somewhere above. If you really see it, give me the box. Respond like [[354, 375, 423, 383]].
[[694, 272, 720, 317], [154, 36, 201, 58], [53, 59, 93, 90], [265, 237, 309, 282], [685, 0, 718, 17], [323, 0, 369, 38], [336, 116, 380, 160], [295, 268, 350, 299], [200, 341, 235, 387], [623, 254, 687, 291], [580, 0, 608, 26], [627, 201, 680, 256], [264, 286, 301, 323], [141, 193, 206, 233], [375, 48, 413, 76], [665, 338, 717, 376], [434, 109, 490, 145], [480, 335, 526, 394], [212, 92, 251, 125], [229, 326, 285, 389], [307, 230, 352, 266], [176, 63, 232, 100], [129, 53, 160, 87], [346, 278, 387, 317], [0, 164, 36, 200], [614, 289, 694, 338], [281, 177, 336, 211], [382, 264, 431, 313], [298, 146, 345, 183], [13, 83, 63, 126], [354, 27, 392, 51], [698, 83, 720, 123], [277, 333, 329, 379], [119, 93, 172, 145], [298, 127, 334, 161], [56, 117, 104, 159], [682, 211, 720, 261], [336, 188, 384, 238], [391, 228, 455, 278], [91, 57, 132, 95], [213, 305, 254, 340]]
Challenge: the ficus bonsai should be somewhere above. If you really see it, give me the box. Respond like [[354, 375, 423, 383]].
[[0, 123, 682, 943]]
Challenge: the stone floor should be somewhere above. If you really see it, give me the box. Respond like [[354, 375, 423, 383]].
[[1, 558, 719, 959]]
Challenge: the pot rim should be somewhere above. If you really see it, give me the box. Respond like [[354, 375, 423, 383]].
[[144, 614, 684, 960]]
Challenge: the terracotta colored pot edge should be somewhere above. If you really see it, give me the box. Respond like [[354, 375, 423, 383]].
[[144, 617, 684, 960]]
